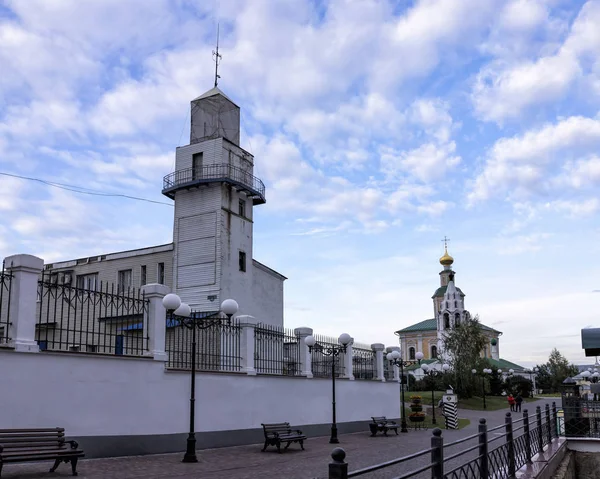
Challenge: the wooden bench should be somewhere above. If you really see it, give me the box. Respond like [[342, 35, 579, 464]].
[[369, 416, 399, 436], [261, 423, 306, 453], [0, 427, 84, 477]]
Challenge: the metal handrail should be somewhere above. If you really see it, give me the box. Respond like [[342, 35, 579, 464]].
[[162, 164, 265, 200]]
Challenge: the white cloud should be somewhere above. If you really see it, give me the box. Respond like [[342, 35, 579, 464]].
[[472, 0, 600, 123], [382, 142, 461, 183], [469, 115, 600, 203]]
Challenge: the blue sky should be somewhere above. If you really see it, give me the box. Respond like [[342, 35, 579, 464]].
[[1, 0, 599, 367]]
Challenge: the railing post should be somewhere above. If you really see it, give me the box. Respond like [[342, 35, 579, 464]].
[[523, 409, 532, 464], [294, 327, 313, 378], [342, 337, 355, 380], [371, 343, 385, 382], [329, 447, 348, 479], [238, 315, 257, 375], [506, 413, 516, 478], [545, 403, 552, 445], [478, 418, 489, 478], [5, 254, 44, 353], [431, 428, 444, 479], [141, 283, 169, 361], [552, 402, 558, 438], [536, 406, 543, 454]]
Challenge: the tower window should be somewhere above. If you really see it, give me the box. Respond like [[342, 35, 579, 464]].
[[238, 199, 245, 217], [141, 265, 147, 286], [239, 251, 246, 272], [444, 313, 450, 329], [409, 347, 415, 360], [455, 313, 460, 326], [192, 152, 203, 180], [157, 263, 165, 284], [431, 346, 438, 359], [454, 300, 457, 308]]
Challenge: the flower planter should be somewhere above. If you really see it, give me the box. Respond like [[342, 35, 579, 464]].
[[409, 416, 425, 422], [410, 405, 423, 412]]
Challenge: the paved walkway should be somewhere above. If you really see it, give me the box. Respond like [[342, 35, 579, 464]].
[[2, 399, 557, 479]]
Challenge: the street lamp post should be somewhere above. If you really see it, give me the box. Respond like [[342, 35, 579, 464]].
[[304, 333, 352, 444], [421, 363, 450, 425], [472, 368, 492, 409], [387, 350, 424, 433], [525, 367, 538, 397], [163, 293, 239, 463]]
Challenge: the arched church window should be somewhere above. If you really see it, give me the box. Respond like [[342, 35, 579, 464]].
[[431, 345, 438, 359], [409, 347, 415, 360], [445, 301, 449, 309], [455, 313, 460, 326], [454, 300, 457, 308], [444, 313, 450, 329]]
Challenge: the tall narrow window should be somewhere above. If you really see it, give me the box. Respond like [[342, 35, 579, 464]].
[[238, 199, 245, 217], [409, 347, 416, 360], [157, 263, 165, 284], [444, 313, 450, 329], [239, 251, 246, 272], [431, 346, 438, 359], [192, 152, 203, 180], [117, 269, 132, 292], [141, 265, 147, 286]]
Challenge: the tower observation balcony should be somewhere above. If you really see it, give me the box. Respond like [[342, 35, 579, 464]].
[[162, 164, 266, 205]]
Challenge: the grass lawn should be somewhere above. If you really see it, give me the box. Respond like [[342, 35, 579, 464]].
[[536, 393, 561, 397], [409, 391, 549, 411]]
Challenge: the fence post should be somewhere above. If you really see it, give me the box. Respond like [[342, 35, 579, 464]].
[[238, 315, 258, 375], [430, 428, 444, 479], [505, 412, 516, 478], [294, 327, 313, 378], [371, 343, 385, 382], [141, 283, 169, 361], [478, 418, 489, 478], [545, 403, 552, 444], [536, 406, 543, 455], [342, 337, 355, 380], [329, 447, 348, 479], [5, 254, 44, 353], [523, 409, 532, 464]]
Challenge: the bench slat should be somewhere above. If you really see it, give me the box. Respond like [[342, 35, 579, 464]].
[[1, 442, 67, 449], [0, 428, 64, 434]]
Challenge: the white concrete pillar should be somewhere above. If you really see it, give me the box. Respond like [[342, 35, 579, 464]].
[[417, 334, 423, 357], [238, 315, 258, 375], [141, 283, 169, 361], [371, 343, 385, 382], [5, 254, 44, 353], [343, 337, 355, 380], [386, 346, 401, 382], [294, 327, 313, 378]]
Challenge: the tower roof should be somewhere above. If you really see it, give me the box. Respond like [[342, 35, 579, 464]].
[[192, 86, 239, 107], [439, 247, 454, 266]]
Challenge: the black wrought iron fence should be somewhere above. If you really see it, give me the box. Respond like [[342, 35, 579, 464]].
[[254, 324, 302, 376], [311, 333, 346, 378], [560, 397, 600, 438], [384, 359, 396, 381], [0, 261, 13, 346], [352, 344, 376, 380], [166, 316, 242, 372], [328, 402, 559, 479], [37, 273, 149, 355]]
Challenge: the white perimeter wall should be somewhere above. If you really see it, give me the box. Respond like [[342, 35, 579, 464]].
[[0, 350, 399, 437]]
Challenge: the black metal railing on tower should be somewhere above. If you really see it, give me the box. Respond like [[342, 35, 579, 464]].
[[0, 260, 13, 346], [162, 164, 266, 203]]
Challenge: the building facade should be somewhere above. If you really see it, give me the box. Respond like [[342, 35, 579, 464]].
[[42, 87, 286, 334]]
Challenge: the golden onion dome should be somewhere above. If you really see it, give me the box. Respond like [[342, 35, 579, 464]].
[[439, 248, 454, 266]]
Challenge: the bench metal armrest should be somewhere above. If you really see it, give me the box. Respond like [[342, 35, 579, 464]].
[[267, 432, 280, 439], [294, 430, 303, 435], [0, 444, 3, 453], [66, 440, 79, 449]]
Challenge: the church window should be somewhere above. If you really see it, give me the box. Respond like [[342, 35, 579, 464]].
[[454, 300, 457, 308], [444, 313, 450, 329], [409, 347, 415, 360], [455, 313, 460, 326], [445, 301, 449, 309], [239, 251, 247, 272], [431, 346, 437, 359]]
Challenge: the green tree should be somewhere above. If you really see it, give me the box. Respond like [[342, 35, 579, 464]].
[[442, 314, 488, 398], [545, 348, 579, 392]]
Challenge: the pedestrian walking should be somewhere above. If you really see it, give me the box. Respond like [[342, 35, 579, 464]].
[[515, 394, 523, 412], [507, 394, 515, 411]]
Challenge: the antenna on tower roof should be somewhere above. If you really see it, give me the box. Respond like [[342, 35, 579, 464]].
[[213, 24, 222, 88]]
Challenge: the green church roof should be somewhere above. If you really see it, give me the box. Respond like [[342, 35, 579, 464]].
[[487, 358, 526, 372], [432, 285, 465, 299], [395, 319, 501, 335]]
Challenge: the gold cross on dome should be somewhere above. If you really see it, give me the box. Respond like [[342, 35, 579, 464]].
[[441, 236, 450, 249]]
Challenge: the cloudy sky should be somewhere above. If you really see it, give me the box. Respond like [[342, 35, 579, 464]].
[[1, 0, 599, 367]]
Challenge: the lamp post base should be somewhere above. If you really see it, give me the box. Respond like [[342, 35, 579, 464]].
[[182, 435, 198, 463], [329, 424, 339, 444], [401, 422, 408, 433]]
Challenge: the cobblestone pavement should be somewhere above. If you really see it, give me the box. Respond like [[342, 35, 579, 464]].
[[2, 399, 556, 479]]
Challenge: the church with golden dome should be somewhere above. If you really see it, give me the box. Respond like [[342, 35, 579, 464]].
[[394, 240, 508, 367]]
